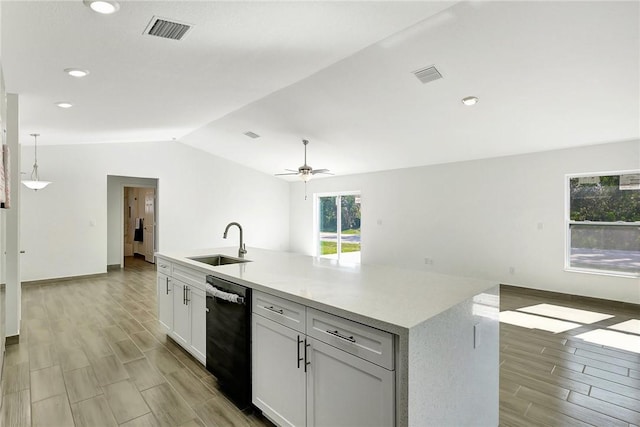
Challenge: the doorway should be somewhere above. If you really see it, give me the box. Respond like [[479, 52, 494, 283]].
[[106, 175, 158, 269], [124, 186, 156, 263], [315, 192, 361, 263]]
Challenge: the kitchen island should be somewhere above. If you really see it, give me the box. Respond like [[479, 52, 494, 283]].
[[156, 247, 499, 427]]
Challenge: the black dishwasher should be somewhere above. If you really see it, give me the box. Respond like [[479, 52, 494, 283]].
[[205, 275, 252, 409]]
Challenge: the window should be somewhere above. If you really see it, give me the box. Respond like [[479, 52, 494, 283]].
[[566, 172, 640, 277], [316, 192, 361, 263]]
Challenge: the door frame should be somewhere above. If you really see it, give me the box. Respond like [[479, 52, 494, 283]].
[[107, 175, 159, 269], [313, 190, 361, 262]]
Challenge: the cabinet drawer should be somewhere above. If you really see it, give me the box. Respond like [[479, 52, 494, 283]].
[[252, 291, 305, 333], [306, 308, 394, 370], [156, 258, 171, 276], [172, 264, 206, 291]]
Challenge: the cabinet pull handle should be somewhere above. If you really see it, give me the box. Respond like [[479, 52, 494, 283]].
[[160, 264, 167, 268], [297, 335, 303, 369], [326, 330, 356, 343], [166, 277, 170, 295], [183, 286, 186, 304], [185, 287, 190, 305], [264, 306, 284, 315], [304, 339, 311, 372]]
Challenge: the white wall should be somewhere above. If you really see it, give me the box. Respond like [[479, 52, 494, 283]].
[[21, 141, 290, 282], [290, 140, 640, 304]]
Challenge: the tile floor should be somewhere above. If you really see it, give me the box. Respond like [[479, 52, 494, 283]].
[[500, 287, 640, 426], [1, 257, 273, 427]]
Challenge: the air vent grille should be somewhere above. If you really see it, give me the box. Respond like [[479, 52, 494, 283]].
[[145, 16, 192, 41], [412, 65, 442, 84], [244, 131, 260, 139]]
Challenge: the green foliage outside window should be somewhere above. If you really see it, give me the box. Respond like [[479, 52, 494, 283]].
[[569, 175, 640, 252], [570, 175, 639, 222]]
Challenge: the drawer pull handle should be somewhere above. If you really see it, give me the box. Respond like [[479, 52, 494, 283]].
[[327, 330, 356, 343], [160, 264, 167, 268], [304, 338, 310, 372], [264, 306, 284, 315], [297, 335, 303, 369]]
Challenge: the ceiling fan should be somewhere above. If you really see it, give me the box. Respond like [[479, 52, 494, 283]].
[[275, 139, 333, 182]]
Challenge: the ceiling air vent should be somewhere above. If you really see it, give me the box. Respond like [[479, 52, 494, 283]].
[[144, 16, 193, 41], [244, 131, 260, 139], [412, 65, 442, 84]]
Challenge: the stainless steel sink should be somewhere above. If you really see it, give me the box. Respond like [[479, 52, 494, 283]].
[[187, 254, 250, 266]]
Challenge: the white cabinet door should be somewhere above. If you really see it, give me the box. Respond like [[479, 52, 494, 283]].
[[306, 338, 394, 427], [172, 279, 190, 347], [253, 315, 306, 427], [189, 286, 206, 363], [157, 274, 173, 331]]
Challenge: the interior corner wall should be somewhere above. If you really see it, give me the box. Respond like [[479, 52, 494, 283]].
[[20, 141, 290, 282], [289, 140, 640, 304]]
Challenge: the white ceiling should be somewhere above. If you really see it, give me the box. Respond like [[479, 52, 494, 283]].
[[2, 1, 639, 179]]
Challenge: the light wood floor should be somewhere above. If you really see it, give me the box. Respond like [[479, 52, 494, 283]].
[[1, 257, 274, 427], [1, 258, 638, 426], [500, 287, 640, 426]]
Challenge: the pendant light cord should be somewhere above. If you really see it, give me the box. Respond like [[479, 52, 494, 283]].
[[30, 133, 40, 181]]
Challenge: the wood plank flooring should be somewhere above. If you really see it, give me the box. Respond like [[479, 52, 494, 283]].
[[1, 258, 638, 426], [1, 257, 274, 427], [500, 287, 640, 427]]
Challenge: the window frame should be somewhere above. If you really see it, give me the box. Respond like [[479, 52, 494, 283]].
[[564, 169, 640, 278], [314, 190, 361, 262]]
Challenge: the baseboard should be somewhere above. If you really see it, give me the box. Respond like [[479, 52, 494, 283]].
[[22, 272, 108, 287], [5, 335, 19, 345], [107, 264, 121, 271], [500, 284, 640, 311]]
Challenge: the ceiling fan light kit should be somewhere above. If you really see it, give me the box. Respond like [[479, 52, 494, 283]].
[[275, 139, 332, 181], [275, 139, 333, 199]]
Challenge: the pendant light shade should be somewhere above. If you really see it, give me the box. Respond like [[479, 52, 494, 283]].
[[22, 133, 51, 191]]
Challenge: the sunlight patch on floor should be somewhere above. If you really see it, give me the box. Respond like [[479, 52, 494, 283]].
[[517, 303, 614, 324], [575, 329, 640, 353], [499, 311, 582, 333], [608, 319, 640, 335]]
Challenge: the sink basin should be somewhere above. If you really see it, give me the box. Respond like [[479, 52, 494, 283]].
[[187, 254, 250, 266]]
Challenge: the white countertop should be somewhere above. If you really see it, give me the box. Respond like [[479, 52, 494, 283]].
[[156, 247, 497, 334]]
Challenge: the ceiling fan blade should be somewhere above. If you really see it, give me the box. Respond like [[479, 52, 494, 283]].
[[311, 169, 332, 175], [275, 172, 300, 176], [285, 169, 299, 173]]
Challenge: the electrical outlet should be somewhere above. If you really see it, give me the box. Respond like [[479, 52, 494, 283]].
[[424, 257, 433, 265], [509, 267, 515, 275], [537, 222, 544, 230]]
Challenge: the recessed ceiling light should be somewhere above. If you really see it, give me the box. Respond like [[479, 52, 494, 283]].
[[56, 102, 73, 109], [461, 96, 479, 106], [83, 0, 120, 14], [64, 68, 89, 78]]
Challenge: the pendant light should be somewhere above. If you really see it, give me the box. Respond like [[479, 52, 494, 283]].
[[22, 133, 51, 191]]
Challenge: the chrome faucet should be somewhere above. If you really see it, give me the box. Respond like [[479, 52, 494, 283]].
[[223, 222, 247, 258]]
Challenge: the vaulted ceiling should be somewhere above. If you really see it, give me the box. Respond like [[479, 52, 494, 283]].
[[2, 1, 639, 178]]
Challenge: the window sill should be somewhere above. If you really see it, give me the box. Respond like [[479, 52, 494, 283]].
[[564, 267, 639, 279]]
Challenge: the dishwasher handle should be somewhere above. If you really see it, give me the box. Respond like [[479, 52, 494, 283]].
[[206, 284, 245, 305]]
